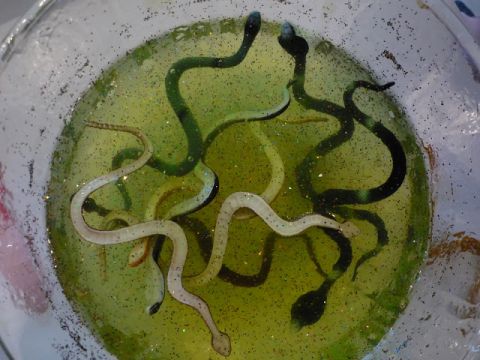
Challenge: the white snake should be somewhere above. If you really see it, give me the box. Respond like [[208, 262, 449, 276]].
[[70, 121, 231, 356], [101, 211, 164, 314], [184, 192, 360, 287], [101, 211, 148, 267], [127, 89, 290, 306], [71, 120, 360, 356]]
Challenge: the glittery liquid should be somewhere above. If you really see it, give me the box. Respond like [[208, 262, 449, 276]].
[[47, 17, 430, 360]]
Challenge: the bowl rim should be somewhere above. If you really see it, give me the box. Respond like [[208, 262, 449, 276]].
[[2, 0, 480, 73], [0, 0, 479, 359]]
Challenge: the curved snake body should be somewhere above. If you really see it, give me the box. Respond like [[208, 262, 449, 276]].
[[112, 12, 262, 210], [70, 121, 231, 356], [185, 191, 359, 287], [146, 88, 289, 308], [101, 211, 166, 313], [278, 24, 356, 202], [278, 22, 406, 328], [181, 216, 327, 287], [181, 215, 276, 287], [315, 81, 407, 208]]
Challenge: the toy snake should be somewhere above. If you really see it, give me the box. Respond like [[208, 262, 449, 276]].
[[278, 22, 406, 328], [70, 121, 231, 356], [180, 216, 327, 287], [111, 11, 262, 210], [184, 191, 359, 288]]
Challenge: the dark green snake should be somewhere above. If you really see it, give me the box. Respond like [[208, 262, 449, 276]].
[[178, 216, 327, 287], [178, 216, 275, 287], [83, 15, 406, 334], [111, 11, 262, 210], [150, 86, 290, 311], [278, 22, 406, 328], [84, 12, 264, 314], [316, 80, 407, 208]]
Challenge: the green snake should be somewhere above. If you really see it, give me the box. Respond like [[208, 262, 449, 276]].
[[82, 86, 290, 314], [70, 121, 231, 356], [111, 11, 262, 210], [329, 80, 406, 279], [278, 22, 406, 328]]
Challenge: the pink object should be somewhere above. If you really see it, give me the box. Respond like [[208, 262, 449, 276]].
[[0, 164, 48, 313]]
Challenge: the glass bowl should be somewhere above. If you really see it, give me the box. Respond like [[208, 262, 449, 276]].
[[0, 0, 479, 359]]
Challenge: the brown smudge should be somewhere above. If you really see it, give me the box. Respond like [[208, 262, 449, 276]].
[[428, 232, 480, 305], [416, 0, 430, 9], [468, 276, 480, 304], [98, 245, 107, 281], [423, 144, 437, 170], [128, 238, 151, 267], [427, 232, 480, 264]]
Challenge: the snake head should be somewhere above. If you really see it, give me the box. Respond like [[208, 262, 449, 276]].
[[244, 11, 262, 39], [291, 279, 334, 329], [278, 22, 309, 57], [212, 332, 231, 357]]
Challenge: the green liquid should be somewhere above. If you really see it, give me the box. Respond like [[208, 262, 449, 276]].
[[47, 17, 430, 360]]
